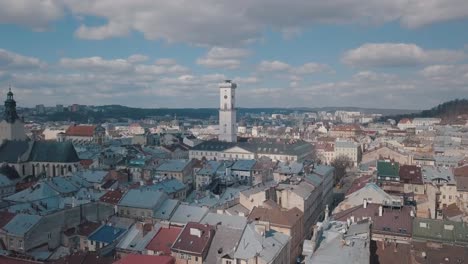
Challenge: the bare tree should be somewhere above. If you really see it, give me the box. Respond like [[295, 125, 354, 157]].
[[331, 155, 353, 185]]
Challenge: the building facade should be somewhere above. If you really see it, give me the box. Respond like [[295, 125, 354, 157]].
[[218, 80, 237, 143]]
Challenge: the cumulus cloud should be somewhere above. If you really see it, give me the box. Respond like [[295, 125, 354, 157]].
[[0, 49, 46, 70], [1, 1, 467, 45], [0, 0, 63, 30], [342, 43, 466, 67], [257, 60, 333, 76], [257, 60, 292, 72], [197, 47, 250, 69]]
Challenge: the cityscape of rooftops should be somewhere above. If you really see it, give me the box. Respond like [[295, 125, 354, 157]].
[[0, 1, 468, 264]]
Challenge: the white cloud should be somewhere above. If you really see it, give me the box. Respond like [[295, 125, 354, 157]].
[[127, 54, 149, 64], [1, 1, 468, 45], [342, 43, 466, 67], [258, 60, 292, 72], [293, 63, 333, 74], [197, 47, 250, 69], [0, 0, 63, 30], [155, 58, 177, 66], [59, 57, 133, 73], [0, 49, 46, 70]]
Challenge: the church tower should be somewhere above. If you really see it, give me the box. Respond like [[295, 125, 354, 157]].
[[0, 87, 26, 141], [219, 80, 237, 142]]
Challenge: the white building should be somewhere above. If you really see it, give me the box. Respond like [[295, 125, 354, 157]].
[[334, 139, 362, 167], [218, 80, 237, 142]]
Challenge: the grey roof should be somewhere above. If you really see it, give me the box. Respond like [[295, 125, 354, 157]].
[[421, 166, 455, 184], [4, 182, 60, 203], [305, 221, 370, 264], [117, 223, 161, 252], [201, 213, 247, 230], [231, 160, 257, 171], [275, 161, 304, 174], [196, 161, 222, 175], [147, 178, 185, 195], [192, 139, 313, 157], [277, 181, 315, 199], [75, 170, 108, 184], [3, 214, 42, 236], [205, 226, 244, 264], [156, 159, 191, 172], [234, 223, 290, 263], [240, 181, 277, 197], [335, 140, 359, 149], [46, 177, 80, 194], [169, 204, 209, 224], [154, 199, 179, 220], [313, 165, 335, 176], [305, 174, 323, 187], [118, 189, 167, 209]]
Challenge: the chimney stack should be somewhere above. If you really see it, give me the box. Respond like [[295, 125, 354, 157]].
[[379, 205, 383, 217], [363, 199, 367, 209]]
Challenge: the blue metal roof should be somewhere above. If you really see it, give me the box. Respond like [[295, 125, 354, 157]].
[[88, 225, 126, 243]]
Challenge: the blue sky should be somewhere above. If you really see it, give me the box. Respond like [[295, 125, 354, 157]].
[[0, 1, 468, 109]]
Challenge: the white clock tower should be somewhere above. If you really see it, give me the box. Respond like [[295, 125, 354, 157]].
[[219, 80, 237, 142]]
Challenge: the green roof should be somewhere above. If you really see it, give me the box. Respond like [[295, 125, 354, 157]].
[[413, 218, 468, 245], [0, 140, 80, 164], [28, 141, 80, 163], [377, 161, 400, 178]]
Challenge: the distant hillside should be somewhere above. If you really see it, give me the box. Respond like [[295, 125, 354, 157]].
[[384, 99, 468, 122]]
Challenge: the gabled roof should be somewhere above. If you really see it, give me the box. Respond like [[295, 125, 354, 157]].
[[171, 222, 215, 256], [248, 206, 303, 228], [65, 125, 96, 137], [28, 141, 80, 163], [145, 226, 182, 255], [2, 214, 42, 236], [118, 189, 166, 209]]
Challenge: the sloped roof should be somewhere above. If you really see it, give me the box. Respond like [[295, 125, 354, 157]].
[[145, 226, 182, 255], [0, 140, 30, 163], [115, 254, 175, 264], [88, 225, 125, 243], [65, 125, 96, 137], [3, 214, 42, 236], [248, 206, 303, 228], [171, 222, 215, 256], [28, 141, 80, 163]]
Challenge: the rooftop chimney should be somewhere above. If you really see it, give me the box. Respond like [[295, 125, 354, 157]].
[[363, 199, 367, 209], [379, 205, 383, 217]]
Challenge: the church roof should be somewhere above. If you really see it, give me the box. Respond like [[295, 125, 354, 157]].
[[65, 125, 96, 137], [28, 141, 80, 163], [0, 140, 80, 164], [0, 140, 30, 163]]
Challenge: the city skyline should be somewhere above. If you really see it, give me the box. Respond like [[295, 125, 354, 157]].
[[0, 1, 468, 108]]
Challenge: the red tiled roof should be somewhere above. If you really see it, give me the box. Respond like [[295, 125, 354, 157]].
[[114, 255, 174, 264], [454, 165, 468, 177], [399, 118, 412, 124], [146, 226, 182, 255], [399, 165, 423, 185], [15, 181, 36, 192], [99, 190, 123, 205], [0, 256, 42, 264], [346, 174, 373, 195], [0, 211, 16, 229], [80, 159, 93, 168], [334, 203, 413, 237], [171, 222, 215, 256], [248, 206, 303, 228], [65, 125, 96, 137]]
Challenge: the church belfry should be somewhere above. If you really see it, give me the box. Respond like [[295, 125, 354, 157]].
[[4, 86, 19, 123], [0, 86, 26, 141]]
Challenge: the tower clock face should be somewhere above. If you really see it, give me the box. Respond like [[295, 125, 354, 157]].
[[224, 95, 228, 99]]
